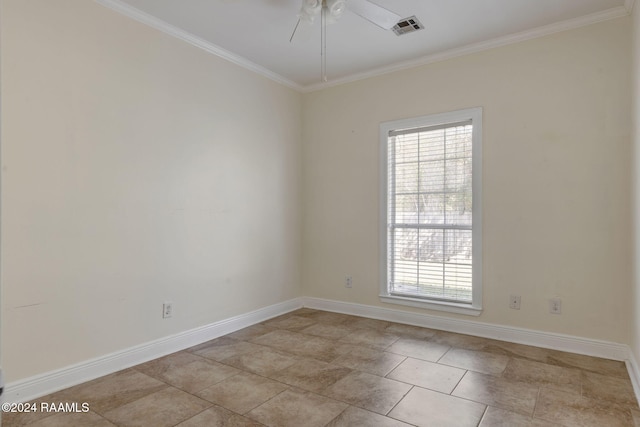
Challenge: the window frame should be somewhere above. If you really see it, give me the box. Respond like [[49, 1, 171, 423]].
[[379, 108, 483, 316]]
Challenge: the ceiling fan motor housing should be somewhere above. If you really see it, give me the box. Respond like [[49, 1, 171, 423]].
[[300, 0, 322, 22], [300, 0, 347, 22]]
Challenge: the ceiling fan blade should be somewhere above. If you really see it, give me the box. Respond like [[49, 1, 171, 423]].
[[289, 18, 301, 43], [347, 0, 401, 30], [288, 18, 315, 44]]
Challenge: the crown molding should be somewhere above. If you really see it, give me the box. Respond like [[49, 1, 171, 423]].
[[94, 0, 632, 94], [93, 0, 303, 92], [303, 4, 632, 92]]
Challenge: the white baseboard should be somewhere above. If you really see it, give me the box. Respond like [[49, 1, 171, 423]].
[[626, 352, 640, 405], [306, 298, 638, 406], [5, 295, 636, 405], [4, 298, 303, 403], [302, 297, 630, 361]]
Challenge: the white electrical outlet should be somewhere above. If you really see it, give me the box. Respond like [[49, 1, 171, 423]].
[[549, 298, 562, 315], [163, 302, 173, 318], [345, 276, 353, 288], [509, 295, 521, 310]]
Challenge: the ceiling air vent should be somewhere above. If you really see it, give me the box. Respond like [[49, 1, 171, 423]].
[[392, 16, 424, 36]]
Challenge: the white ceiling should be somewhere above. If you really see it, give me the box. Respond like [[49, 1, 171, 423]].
[[98, 0, 633, 90]]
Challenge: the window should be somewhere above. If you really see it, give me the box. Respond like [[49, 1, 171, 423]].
[[380, 108, 482, 316]]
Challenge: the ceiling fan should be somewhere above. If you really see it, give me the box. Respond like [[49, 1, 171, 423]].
[[290, 0, 404, 82]]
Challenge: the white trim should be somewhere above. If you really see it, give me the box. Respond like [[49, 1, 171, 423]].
[[3, 298, 303, 403], [4, 296, 637, 405], [379, 295, 481, 316], [379, 108, 483, 315], [302, 297, 630, 361], [304, 5, 632, 92], [627, 352, 640, 405], [93, 0, 302, 92], [93, 0, 631, 93]]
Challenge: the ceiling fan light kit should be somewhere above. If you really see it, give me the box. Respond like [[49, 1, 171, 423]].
[[326, 0, 347, 20], [299, 0, 322, 23], [299, 0, 346, 23]]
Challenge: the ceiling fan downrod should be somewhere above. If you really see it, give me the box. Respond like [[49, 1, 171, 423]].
[[293, 0, 401, 83]]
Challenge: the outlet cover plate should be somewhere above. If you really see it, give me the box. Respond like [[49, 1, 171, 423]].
[[509, 295, 521, 310], [163, 302, 173, 318]]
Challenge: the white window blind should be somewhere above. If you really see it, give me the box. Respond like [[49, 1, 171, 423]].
[[386, 119, 475, 304]]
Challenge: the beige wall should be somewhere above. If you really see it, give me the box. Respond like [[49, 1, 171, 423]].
[[1, 0, 634, 387], [302, 17, 632, 343], [1, 0, 302, 382], [632, 2, 640, 362]]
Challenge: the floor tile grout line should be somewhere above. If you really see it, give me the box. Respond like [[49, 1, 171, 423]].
[[475, 405, 489, 427], [383, 355, 409, 380], [134, 349, 281, 418], [320, 404, 350, 427], [530, 386, 543, 422], [240, 385, 293, 423], [133, 362, 237, 400], [167, 406, 211, 427], [450, 368, 470, 395], [384, 384, 415, 417], [184, 349, 363, 419], [435, 344, 454, 363], [90, 372, 174, 419], [200, 379, 285, 419]]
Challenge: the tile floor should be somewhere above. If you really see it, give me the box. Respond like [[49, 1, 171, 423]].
[[4, 308, 640, 426]]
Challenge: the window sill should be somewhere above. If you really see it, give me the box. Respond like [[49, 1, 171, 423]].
[[379, 294, 482, 316]]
